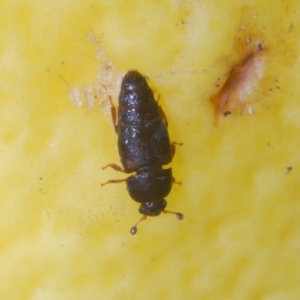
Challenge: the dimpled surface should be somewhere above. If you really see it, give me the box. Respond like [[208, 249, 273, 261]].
[[1, 1, 300, 299]]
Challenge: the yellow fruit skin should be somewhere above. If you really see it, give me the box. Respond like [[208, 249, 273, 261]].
[[1, 1, 300, 299]]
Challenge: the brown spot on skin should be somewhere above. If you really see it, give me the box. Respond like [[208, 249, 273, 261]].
[[286, 166, 293, 174], [211, 44, 265, 124], [223, 111, 232, 116]]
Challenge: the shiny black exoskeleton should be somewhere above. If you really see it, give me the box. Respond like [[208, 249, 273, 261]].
[[102, 70, 183, 234]]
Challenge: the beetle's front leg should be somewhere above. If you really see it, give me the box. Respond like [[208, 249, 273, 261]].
[[101, 163, 127, 186], [101, 178, 127, 186], [108, 96, 118, 133], [172, 177, 182, 185]]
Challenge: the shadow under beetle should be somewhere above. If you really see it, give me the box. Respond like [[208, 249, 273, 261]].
[[102, 70, 183, 234]]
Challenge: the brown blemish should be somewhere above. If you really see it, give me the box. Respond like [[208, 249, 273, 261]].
[[286, 166, 293, 174], [211, 44, 265, 124], [223, 111, 232, 117]]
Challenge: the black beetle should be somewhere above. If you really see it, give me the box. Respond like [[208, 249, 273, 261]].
[[102, 70, 183, 234]]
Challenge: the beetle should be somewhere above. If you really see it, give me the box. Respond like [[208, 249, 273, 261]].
[[101, 70, 183, 234]]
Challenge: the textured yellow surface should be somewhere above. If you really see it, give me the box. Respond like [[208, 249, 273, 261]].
[[1, 1, 300, 299]]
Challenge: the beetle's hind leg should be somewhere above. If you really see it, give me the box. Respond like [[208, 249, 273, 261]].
[[108, 96, 118, 133], [156, 94, 169, 127], [170, 142, 183, 159], [102, 163, 125, 172]]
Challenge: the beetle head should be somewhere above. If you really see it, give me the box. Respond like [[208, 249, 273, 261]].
[[139, 199, 167, 216], [130, 200, 184, 235]]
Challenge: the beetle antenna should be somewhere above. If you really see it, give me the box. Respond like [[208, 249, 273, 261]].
[[163, 210, 184, 220], [130, 215, 147, 235]]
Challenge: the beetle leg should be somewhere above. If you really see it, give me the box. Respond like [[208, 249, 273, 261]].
[[158, 105, 168, 127], [155, 94, 170, 127], [102, 163, 125, 172], [108, 96, 118, 133], [170, 142, 183, 158], [172, 177, 182, 185], [156, 94, 161, 104], [100, 178, 127, 186]]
